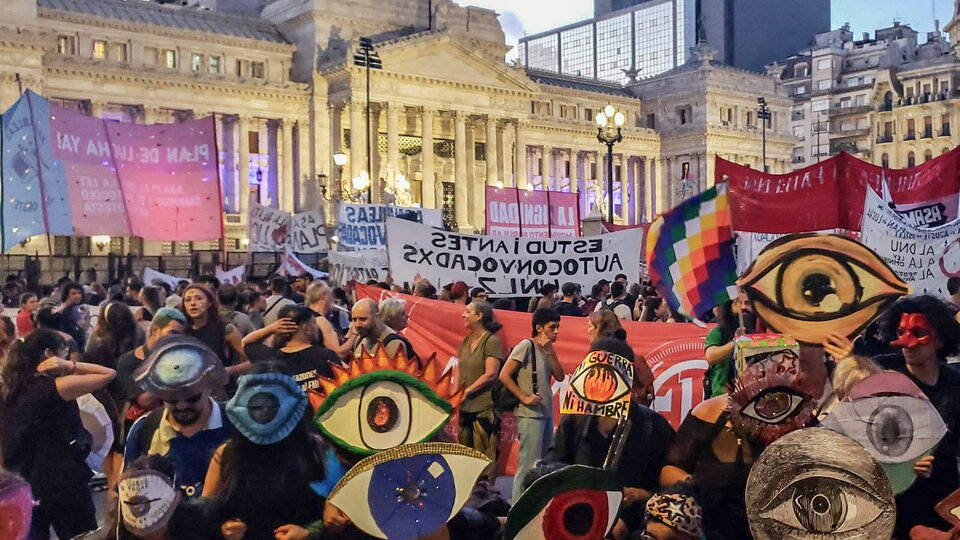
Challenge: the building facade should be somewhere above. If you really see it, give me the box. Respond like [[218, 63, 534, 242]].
[[779, 22, 960, 171], [521, 0, 829, 83], [0, 0, 792, 257]]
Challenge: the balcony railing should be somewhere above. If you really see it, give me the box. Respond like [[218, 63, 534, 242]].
[[922, 128, 934, 139], [792, 156, 806, 164], [904, 132, 916, 141], [876, 134, 894, 144], [829, 105, 872, 116], [941, 126, 952, 137]]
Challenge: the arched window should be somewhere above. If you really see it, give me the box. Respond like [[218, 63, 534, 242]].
[[907, 151, 916, 167], [943, 147, 951, 155], [883, 91, 893, 111], [925, 149, 933, 162], [881, 153, 889, 168]]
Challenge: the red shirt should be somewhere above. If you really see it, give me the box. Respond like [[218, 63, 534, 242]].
[[16, 309, 34, 337]]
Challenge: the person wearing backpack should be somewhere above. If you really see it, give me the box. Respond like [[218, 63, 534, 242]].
[[595, 281, 634, 321], [500, 307, 566, 501], [457, 301, 505, 482]]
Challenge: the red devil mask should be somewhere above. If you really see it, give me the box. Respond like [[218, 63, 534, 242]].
[[891, 313, 936, 349]]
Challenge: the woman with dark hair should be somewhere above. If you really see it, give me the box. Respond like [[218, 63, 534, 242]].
[[703, 294, 754, 397], [587, 310, 627, 344], [135, 285, 163, 328], [457, 301, 505, 481], [203, 366, 326, 540], [16, 292, 37, 337], [874, 294, 960, 537], [180, 284, 249, 378], [0, 328, 115, 540]]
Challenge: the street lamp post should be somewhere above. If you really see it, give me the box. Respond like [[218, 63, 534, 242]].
[[595, 104, 625, 224], [354, 37, 382, 204], [757, 97, 771, 172], [333, 151, 347, 199]]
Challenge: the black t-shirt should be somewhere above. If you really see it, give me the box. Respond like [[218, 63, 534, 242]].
[[115, 349, 146, 403], [244, 342, 336, 392], [876, 355, 960, 535], [0, 376, 93, 496], [555, 301, 583, 317]]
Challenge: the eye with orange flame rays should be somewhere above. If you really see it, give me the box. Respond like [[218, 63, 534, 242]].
[[309, 342, 464, 456], [561, 350, 634, 419], [582, 367, 618, 402], [737, 234, 910, 345]]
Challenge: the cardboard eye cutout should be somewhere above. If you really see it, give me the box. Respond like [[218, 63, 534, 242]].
[[746, 428, 895, 540], [935, 488, 960, 529], [133, 335, 227, 400], [735, 334, 800, 380], [561, 350, 635, 419], [0, 470, 32, 540], [503, 465, 622, 540], [737, 234, 910, 345], [311, 345, 463, 456], [226, 373, 307, 445], [820, 372, 947, 494], [327, 442, 489, 540], [729, 370, 813, 446], [119, 470, 182, 537]]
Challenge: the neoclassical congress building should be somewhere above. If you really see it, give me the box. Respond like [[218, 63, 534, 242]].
[[0, 0, 793, 255]]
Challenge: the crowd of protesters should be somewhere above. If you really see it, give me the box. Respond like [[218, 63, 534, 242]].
[[0, 268, 959, 540]]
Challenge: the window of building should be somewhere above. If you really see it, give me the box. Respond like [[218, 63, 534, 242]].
[[746, 111, 755, 128], [942, 114, 951, 136], [907, 118, 916, 139], [856, 94, 867, 106], [191, 54, 203, 71], [794, 64, 808, 78], [92, 40, 107, 59], [817, 59, 831, 70], [209, 56, 221, 74], [585, 108, 594, 122], [114, 43, 128, 63], [677, 105, 691, 125], [863, 75, 874, 84], [795, 86, 806, 96], [924, 116, 933, 138], [846, 77, 859, 87], [818, 80, 831, 90], [57, 35, 77, 55], [793, 126, 805, 140], [251, 61, 266, 79], [163, 49, 177, 69], [144, 47, 159, 65], [881, 153, 889, 168], [908, 151, 916, 167], [812, 101, 829, 112], [560, 24, 594, 78], [646, 113, 656, 129], [236, 59, 248, 77], [925, 149, 933, 162], [839, 97, 851, 108]]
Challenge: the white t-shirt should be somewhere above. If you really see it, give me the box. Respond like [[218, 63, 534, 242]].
[[262, 295, 295, 326]]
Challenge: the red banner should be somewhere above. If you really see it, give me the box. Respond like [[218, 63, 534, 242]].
[[484, 186, 580, 237], [718, 148, 960, 233], [356, 284, 709, 473]]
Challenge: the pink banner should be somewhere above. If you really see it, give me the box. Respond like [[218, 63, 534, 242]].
[[484, 186, 580, 237], [49, 105, 131, 235], [107, 117, 224, 241]]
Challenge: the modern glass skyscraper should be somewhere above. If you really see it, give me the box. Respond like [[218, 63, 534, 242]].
[[519, 0, 829, 83]]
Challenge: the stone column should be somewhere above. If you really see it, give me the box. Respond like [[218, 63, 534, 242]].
[[541, 146, 551, 189], [331, 104, 345, 201], [619, 156, 629, 223], [454, 112, 469, 229], [297, 120, 311, 211], [495, 120, 506, 185], [570, 151, 579, 193], [238, 115, 251, 222], [421, 108, 436, 208], [514, 121, 528, 189], [143, 106, 161, 125], [281, 119, 294, 212], [349, 103, 364, 185], [89, 100, 104, 118], [657, 158, 669, 213], [386, 102, 400, 195], [486, 115, 498, 186], [369, 105, 382, 203], [465, 119, 478, 227], [266, 119, 280, 207], [220, 116, 237, 214]]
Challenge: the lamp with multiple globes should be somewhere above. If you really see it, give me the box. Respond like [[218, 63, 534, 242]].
[[332, 152, 348, 200], [595, 104, 625, 223]]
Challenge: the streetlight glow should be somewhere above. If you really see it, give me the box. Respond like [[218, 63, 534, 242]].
[[604, 104, 615, 117], [595, 112, 607, 126], [614, 112, 625, 127], [333, 152, 347, 166], [352, 170, 370, 191]]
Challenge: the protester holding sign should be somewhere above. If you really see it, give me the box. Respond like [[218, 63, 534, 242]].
[[500, 308, 566, 501]]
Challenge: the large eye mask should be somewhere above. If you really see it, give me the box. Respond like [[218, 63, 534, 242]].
[[737, 234, 910, 345], [561, 350, 634, 419], [134, 335, 228, 400], [729, 371, 813, 446], [327, 443, 490, 540], [746, 428, 895, 540], [312, 348, 462, 456], [226, 372, 307, 445], [503, 465, 622, 540], [820, 372, 947, 493]]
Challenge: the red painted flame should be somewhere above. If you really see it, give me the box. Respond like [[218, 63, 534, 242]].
[[583, 367, 617, 402]]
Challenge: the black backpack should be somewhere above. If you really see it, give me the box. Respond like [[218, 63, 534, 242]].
[[492, 339, 536, 412]]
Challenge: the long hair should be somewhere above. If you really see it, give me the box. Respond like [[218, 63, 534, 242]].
[[642, 296, 663, 322], [180, 284, 220, 328], [589, 310, 627, 341], [714, 300, 738, 343], [213, 364, 324, 531], [471, 301, 502, 333], [95, 301, 138, 360], [1, 329, 63, 401], [879, 295, 960, 359], [140, 285, 162, 315]]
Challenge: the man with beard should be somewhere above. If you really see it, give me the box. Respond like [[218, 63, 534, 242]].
[[123, 336, 230, 498], [875, 295, 960, 537], [351, 298, 404, 358]]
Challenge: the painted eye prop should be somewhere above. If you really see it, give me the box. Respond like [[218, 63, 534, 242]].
[[729, 371, 812, 446], [311, 345, 463, 456], [118, 470, 182, 537], [327, 443, 490, 540], [226, 373, 307, 445], [503, 465, 622, 540], [133, 335, 228, 401], [820, 372, 947, 494], [561, 350, 634, 419], [737, 234, 910, 345], [746, 429, 895, 540]]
